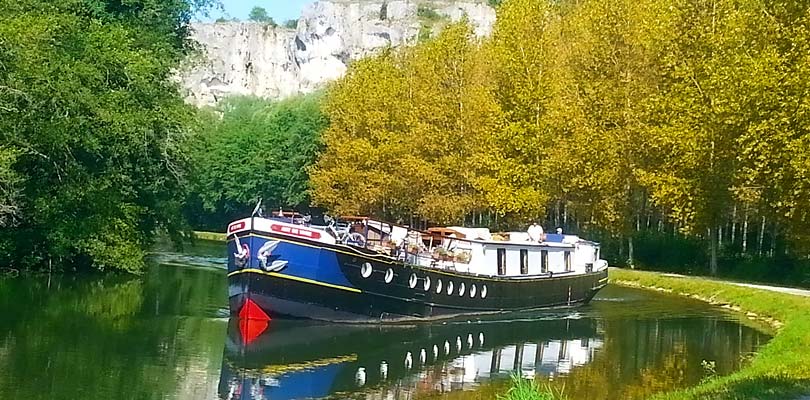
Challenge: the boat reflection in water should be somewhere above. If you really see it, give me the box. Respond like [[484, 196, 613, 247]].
[[218, 314, 602, 399]]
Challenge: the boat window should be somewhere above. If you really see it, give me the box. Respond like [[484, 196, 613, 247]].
[[423, 276, 431, 291], [458, 282, 466, 296], [497, 248, 506, 275], [470, 284, 477, 298], [361, 262, 373, 278], [564, 251, 572, 271], [541, 250, 548, 273], [436, 279, 443, 294], [481, 285, 487, 298], [447, 281, 454, 295], [384, 268, 394, 283], [520, 249, 528, 275]]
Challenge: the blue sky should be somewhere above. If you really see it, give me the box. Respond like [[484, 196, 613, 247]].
[[203, 1, 314, 22]]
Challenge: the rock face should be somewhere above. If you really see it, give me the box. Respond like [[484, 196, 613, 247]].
[[180, 0, 496, 106]]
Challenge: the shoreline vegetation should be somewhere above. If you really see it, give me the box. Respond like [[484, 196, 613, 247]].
[[501, 268, 810, 400]]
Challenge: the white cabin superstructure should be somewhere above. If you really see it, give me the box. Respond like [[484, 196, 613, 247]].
[[250, 214, 608, 279], [396, 225, 606, 278]]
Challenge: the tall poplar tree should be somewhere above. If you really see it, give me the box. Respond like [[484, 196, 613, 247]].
[[548, 0, 664, 265], [637, 0, 782, 273], [311, 21, 501, 225]]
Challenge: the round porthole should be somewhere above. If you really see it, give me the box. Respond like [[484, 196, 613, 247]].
[[447, 281, 454, 295], [361, 262, 373, 278], [409, 273, 418, 289], [470, 284, 477, 298], [458, 282, 466, 296], [481, 285, 488, 298], [436, 279, 443, 294], [423, 276, 431, 291], [384, 268, 394, 283]]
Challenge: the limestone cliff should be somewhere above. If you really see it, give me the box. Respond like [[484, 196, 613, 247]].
[[180, 0, 496, 106]]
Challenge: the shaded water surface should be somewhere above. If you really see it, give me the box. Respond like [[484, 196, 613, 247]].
[[0, 243, 770, 400]]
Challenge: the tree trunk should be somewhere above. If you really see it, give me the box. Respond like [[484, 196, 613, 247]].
[[758, 215, 766, 256], [742, 209, 749, 254], [554, 201, 560, 229], [718, 226, 723, 248], [628, 236, 635, 269], [709, 226, 718, 275], [563, 202, 568, 231], [730, 204, 737, 247]]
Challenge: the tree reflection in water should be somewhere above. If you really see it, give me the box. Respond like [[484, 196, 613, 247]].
[[218, 304, 768, 400], [0, 261, 770, 400]]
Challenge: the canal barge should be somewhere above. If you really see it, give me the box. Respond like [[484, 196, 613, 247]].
[[226, 212, 608, 323]]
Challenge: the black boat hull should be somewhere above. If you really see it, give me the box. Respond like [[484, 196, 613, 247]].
[[227, 229, 608, 323]]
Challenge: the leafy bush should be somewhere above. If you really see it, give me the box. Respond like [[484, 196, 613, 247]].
[[283, 19, 298, 29], [185, 94, 327, 231], [416, 5, 442, 21]]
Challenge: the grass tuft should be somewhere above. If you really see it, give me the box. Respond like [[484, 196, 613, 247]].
[[499, 373, 566, 400]]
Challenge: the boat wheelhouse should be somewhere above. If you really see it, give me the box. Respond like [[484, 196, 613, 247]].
[[226, 212, 608, 323]]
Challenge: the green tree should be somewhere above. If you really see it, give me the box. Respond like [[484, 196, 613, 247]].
[[186, 94, 326, 230], [248, 6, 275, 25], [0, 0, 213, 272]]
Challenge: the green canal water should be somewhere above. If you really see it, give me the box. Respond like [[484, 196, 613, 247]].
[[0, 242, 770, 400]]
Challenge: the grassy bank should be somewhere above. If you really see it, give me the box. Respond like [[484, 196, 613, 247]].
[[497, 268, 810, 399], [610, 269, 810, 399], [192, 231, 226, 242]]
